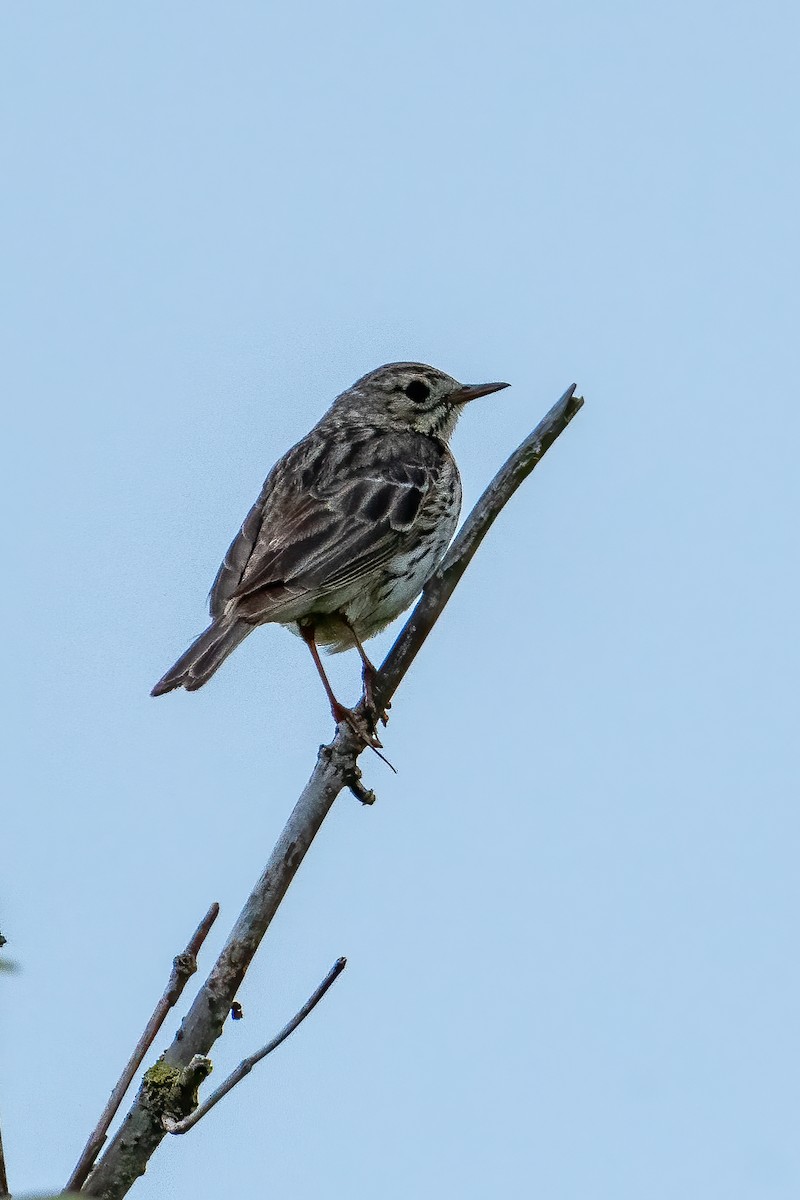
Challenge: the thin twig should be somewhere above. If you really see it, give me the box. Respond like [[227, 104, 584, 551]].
[[165, 956, 347, 1135], [0, 930, 10, 1196], [0, 1118, 9, 1200], [83, 384, 583, 1199], [65, 902, 219, 1193]]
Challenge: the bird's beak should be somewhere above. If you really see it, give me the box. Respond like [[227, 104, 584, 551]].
[[450, 380, 510, 404]]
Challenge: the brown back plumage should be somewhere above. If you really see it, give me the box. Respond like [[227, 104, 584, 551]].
[[210, 428, 451, 624], [152, 362, 508, 697]]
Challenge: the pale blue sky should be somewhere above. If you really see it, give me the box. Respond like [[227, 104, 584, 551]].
[[2, 2, 799, 1197]]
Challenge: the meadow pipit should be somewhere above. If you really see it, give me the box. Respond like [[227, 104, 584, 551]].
[[152, 362, 509, 740]]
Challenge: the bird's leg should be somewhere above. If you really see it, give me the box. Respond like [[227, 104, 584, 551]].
[[339, 616, 391, 726], [298, 620, 383, 749]]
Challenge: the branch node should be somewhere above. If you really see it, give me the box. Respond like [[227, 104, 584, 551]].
[[141, 1055, 213, 1131], [170, 950, 197, 986], [344, 764, 377, 806]]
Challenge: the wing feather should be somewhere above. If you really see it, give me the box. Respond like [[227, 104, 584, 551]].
[[208, 428, 445, 622]]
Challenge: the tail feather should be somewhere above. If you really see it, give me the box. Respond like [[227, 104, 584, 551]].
[[151, 619, 252, 696]]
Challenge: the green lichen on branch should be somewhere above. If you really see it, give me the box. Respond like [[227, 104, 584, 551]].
[[141, 1055, 213, 1124]]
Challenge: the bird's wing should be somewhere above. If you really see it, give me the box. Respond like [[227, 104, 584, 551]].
[[209, 429, 446, 621]]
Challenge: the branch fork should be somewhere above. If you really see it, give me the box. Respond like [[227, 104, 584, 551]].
[[163, 957, 347, 1135]]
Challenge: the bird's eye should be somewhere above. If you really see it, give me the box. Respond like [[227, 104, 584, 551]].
[[404, 379, 430, 403]]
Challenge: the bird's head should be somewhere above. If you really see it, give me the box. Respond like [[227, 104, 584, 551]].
[[330, 362, 509, 440]]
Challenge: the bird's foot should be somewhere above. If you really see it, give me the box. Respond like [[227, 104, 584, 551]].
[[331, 701, 384, 750]]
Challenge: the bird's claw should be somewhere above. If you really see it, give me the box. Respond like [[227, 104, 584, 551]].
[[362, 666, 391, 727], [364, 697, 391, 728], [331, 703, 384, 750]]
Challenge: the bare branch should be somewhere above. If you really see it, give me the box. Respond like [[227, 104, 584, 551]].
[[0, 1118, 9, 1200], [65, 902, 219, 1193], [1, 929, 10, 1197], [164, 956, 346, 1135], [82, 385, 583, 1198]]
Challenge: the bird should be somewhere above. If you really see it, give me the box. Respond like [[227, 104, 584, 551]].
[[151, 362, 509, 740]]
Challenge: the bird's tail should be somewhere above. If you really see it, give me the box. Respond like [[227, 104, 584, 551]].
[[151, 618, 252, 696]]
